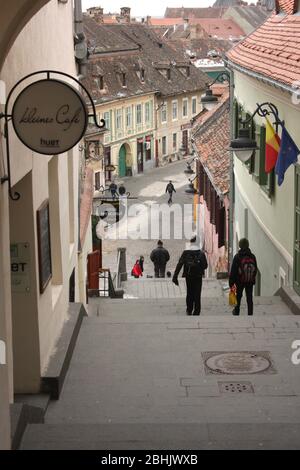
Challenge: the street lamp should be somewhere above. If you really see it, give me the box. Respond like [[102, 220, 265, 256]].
[[201, 72, 230, 111], [184, 175, 199, 194], [229, 127, 258, 163], [228, 102, 282, 163], [184, 162, 195, 175], [201, 89, 218, 111]]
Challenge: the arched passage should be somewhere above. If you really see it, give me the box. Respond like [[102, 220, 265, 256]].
[[118, 143, 133, 177], [0, 1, 51, 70]]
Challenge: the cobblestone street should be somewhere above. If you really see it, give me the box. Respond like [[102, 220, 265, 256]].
[[101, 159, 199, 275]]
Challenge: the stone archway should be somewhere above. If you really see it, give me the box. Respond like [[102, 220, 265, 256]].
[[0, 1, 51, 70]]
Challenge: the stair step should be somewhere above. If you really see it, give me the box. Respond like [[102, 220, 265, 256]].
[[21, 423, 300, 450]]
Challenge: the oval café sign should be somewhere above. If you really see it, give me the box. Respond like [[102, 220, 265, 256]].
[[12, 79, 88, 155]]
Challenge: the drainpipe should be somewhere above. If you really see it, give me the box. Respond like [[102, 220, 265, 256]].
[[74, 0, 88, 79]]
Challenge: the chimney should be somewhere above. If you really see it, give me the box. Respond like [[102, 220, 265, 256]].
[[146, 16, 151, 25], [120, 7, 131, 23], [183, 18, 189, 31], [95, 7, 104, 24], [88, 6, 104, 23]]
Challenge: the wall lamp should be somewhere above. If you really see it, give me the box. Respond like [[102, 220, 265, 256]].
[[185, 175, 199, 194], [228, 102, 283, 163], [201, 71, 230, 111]]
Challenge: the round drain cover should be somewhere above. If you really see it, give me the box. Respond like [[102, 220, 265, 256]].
[[205, 352, 271, 375]]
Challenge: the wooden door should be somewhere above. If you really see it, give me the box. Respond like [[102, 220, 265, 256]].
[[87, 250, 100, 290], [119, 145, 126, 177]]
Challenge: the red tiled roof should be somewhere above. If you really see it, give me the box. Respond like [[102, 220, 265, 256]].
[[278, 0, 297, 14], [227, 0, 300, 87], [149, 18, 183, 26], [189, 18, 244, 39], [150, 17, 244, 39], [192, 97, 230, 195]]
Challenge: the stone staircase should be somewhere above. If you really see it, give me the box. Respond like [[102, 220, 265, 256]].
[[20, 278, 300, 450]]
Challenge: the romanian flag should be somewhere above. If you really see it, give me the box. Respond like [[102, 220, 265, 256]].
[[265, 118, 281, 173]]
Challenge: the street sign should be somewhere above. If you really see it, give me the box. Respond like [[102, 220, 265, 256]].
[[105, 165, 116, 172]]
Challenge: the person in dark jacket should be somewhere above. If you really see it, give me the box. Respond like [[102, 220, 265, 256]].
[[172, 235, 208, 315], [139, 256, 144, 273], [229, 238, 258, 316], [166, 181, 176, 204], [150, 240, 170, 278], [109, 181, 118, 199]]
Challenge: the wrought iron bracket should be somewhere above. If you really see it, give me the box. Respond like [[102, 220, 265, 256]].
[[0, 70, 105, 200], [240, 102, 284, 134], [207, 71, 231, 88]]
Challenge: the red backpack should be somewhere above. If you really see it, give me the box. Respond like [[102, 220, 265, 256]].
[[238, 255, 256, 284]]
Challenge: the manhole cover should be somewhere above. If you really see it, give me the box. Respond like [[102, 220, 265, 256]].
[[202, 351, 276, 375], [218, 381, 254, 394]]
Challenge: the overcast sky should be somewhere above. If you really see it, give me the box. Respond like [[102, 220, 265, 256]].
[[82, 1, 215, 17]]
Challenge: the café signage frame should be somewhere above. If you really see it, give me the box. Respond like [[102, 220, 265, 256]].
[[0, 70, 105, 201], [12, 78, 88, 156]]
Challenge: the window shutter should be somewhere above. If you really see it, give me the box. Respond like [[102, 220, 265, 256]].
[[218, 205, 226, 248], [259, 126, 267, 186]]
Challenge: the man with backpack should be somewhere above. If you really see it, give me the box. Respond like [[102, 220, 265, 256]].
[[166, 180, 176, 205], [150, 240, 170, 278], [229, 238, 258, 316], [172, 235, 208, 315]]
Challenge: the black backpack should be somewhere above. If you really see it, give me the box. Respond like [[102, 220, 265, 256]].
[[238, 255, 256, 284], [185, 251, 203, 277]]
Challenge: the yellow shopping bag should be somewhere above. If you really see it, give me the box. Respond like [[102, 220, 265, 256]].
[[229, 287, 237, 306]]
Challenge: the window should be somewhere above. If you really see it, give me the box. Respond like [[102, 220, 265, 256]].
[[122, 73, 126, 87], [95, 171, 101, 190], [141, 69, 145, 82], [126, 106, 132, 128], [116, 109, 122, 130], [183, 98, 188, 118], [103, 111, 110, 130], [145, 102, 150, 123], [172, 133, 177, 151], [162, 136, 167, 156], [161, 103, 167, 123], [192, 96, 197, 115], [167, 69, 171, 81], [136, 104, 142, 125], [172, 100, 178, 121]]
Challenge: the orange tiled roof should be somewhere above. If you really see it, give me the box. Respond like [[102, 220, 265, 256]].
[[227, 0, 300, 87], [189, 18, 244, 39], [149, 18, 183, 26], [192, 96, 230, 195]]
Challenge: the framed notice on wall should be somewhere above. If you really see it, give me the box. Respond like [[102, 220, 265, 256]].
[[37, 200, 52, 293]]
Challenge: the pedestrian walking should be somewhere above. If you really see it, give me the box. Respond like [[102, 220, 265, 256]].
[[109, 181, 118, 199], [229, 238, 258, 316], [131, 259, 143, 278], [172, 235, 208, 315], [166, 180, 176, 205], [150, 240, 170, 278]]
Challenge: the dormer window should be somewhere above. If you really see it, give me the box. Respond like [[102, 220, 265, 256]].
[[167, 69, 171, 81], [141, 68, 145, 82], [122, 73, 126, 88]]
